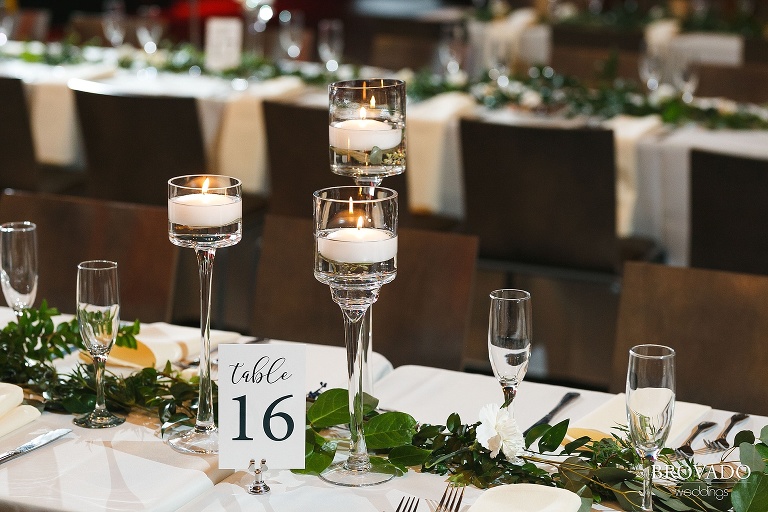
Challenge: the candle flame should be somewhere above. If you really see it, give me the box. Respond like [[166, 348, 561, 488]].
[[202, 178, 210, 194], [359, 106, 367, 120], [370, 96, 376, 109], [348, 197, 353, 214], [362, 81, 366, 100], [356, 216, 363, 230]]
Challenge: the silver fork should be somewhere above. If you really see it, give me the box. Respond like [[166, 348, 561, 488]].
[[436, 484, 465, 512], [395, 496, 419, 512], [703, 413, 750, 452], [671, 421, 717, 459]]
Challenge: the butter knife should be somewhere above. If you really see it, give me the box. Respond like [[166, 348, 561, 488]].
[[523, 392, 581, 436], [0, 428, 71, 466]]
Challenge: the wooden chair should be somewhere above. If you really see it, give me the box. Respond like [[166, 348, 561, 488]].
[[689, 149, 768, 275], [0, 190, 178, 323], [611, 262, 768, 416], [693, 63, 768, 104], [0, 77, 85, 194], [71, 84, 208, 206], [262, 98, 457, 230], [250, 214, 478, 370], [459, 118, 660, 388]]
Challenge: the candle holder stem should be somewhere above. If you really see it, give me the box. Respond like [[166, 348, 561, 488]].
[[168, 246, 219, 454]]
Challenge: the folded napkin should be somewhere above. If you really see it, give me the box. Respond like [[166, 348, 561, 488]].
[[468, 483, 581, 512], [0, 383, 40, 439], [101, 323, 242, 369], [567, 393, 711, 447]]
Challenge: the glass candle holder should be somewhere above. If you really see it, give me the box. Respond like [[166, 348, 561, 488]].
[[328, 79, 406, 185]]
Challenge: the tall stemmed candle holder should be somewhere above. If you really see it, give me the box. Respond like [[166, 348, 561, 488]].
[[329, 79, 406, 394], [167, 175, 242, 454], [329, 79, 406, 186], [313, 186, 398, 486]]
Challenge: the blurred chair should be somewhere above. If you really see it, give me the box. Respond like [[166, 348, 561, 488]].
[[250, 214, 478, 370], [262, 98, 457, 230], [0, 190, 178, 323], [9, 8, 50, 41], [459, 118, 660, 388], [693, 64, 768, 104], [0, 77, 85, 194], [611, 262, 768, 415], [689, 149, 768, 275], [744, 38, 768, 65], [71, 83, 208, 206]]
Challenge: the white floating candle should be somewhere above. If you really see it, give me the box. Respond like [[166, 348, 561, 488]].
[[328, 105, 402, 151], [168, 193, 242, 228], [318, 227, 398, 264]]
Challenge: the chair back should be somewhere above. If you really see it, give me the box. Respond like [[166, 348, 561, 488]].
[[72, 85, 207, 206], [0, 190, 178, 323], [612, 262, 768, 415], [460, 118, 619, 272], [693, 63, 768, 104], [690, 149, 768, 275], [10, 8, 50, 41], [251, 214, 478, 370], [0, 77, 38, 191]]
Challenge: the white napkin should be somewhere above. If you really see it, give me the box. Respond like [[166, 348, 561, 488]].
[[0, 383, 40, 439], [667, 32, 744, 67], [217, 75, 306, 194], [109, 322, 242, 368], [569, 393, 711, 447], [406, 91, 476, 218], [644, 19, 680, 55], [603, 114, 664, 236], [468, 483, 581, 512]]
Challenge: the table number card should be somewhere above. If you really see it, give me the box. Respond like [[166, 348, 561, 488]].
[[204, 17, 243, 72], [218, 343, 306, 470]]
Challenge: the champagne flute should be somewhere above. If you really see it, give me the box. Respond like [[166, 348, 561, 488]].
[[136, 4, 163, 72], [102, 0, 126, 49], [278, 9, 304, 63], [488, 289, 531, 408], [0, 222, 38, 316], [74, 260, 125, 428], [638, 43, 662, 92], [673, 58, 699, 104], [626, 344, 676, 511], [317, 18, 344, 72], [438, 23, 466, 77], [313, 186, 398, 486]]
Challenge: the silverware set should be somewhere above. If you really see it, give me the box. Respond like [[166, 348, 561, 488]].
[[395, 483, 465, 512], [669, 413, 750, 460]]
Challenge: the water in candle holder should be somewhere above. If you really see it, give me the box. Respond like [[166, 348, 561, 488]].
[[169, 221, 242, 249]]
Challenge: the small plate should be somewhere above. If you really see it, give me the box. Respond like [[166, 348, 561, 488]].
[[468, 483, 581, 512]]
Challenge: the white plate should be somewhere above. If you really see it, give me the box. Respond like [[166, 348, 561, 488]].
[[468, 483, 581, 512]]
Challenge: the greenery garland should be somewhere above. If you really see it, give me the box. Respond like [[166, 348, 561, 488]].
[[3, 305, 767, 511]]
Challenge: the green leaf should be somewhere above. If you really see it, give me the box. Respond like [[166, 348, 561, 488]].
[[307, 388, 349, 428], [739, 443, 767, 473], [735, 430, 756, 447], [364, 412, 417, 450], [446, 413, 461, 433], [563, 436, 591, 454], [539, 419, 569, 453], [760, 425, 768, 446], [524, 423, 551, 448], [732, 472, 768, 512], [593, 467, 635, 484], [388, 445, 431, 469], [293, 429, 336, 475], [369, 455, 403, 476]]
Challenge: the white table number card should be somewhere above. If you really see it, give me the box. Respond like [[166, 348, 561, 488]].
[[218, 343, 306, 469], [204, 17, 243, 72]]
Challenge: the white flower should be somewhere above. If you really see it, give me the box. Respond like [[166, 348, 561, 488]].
[[476, 403, 525, 461], [520, 90, 542, 109]]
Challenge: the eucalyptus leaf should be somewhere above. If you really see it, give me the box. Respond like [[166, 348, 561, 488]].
[[734, 430, 756, 448], [760, 425, 768, 446], [731, 472, 768, 512], [739, 443, 766, 473]]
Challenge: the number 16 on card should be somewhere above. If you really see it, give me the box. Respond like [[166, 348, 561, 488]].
[[217, 343, 306, 470]]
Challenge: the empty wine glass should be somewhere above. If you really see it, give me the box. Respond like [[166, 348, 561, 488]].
[[136, 4, 163, 72], [438, 23, 466, 77], [317, 18, 343, 72], [488, 289, 531, 408], [626, 344, 676, 511], [102, 0, 126, 49], [74, 260, 125, 429], [0, 222, 37, 316], [673, 58, 699, 103], [278, 9, 304, 62], [638, 44, 662, 92]]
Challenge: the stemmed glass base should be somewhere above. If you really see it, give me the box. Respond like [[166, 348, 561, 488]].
[[74, 409, 125, 429], [320, 458, 395, 487], [167, 424, 218, 454]]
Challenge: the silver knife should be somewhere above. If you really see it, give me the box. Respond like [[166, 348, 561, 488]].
[[0, 428, 71, 466], [523, 392, 581, 436]]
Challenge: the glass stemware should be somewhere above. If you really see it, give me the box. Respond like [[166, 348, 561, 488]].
[[626, 344, 676, 512], [488, 289, 531, 408], [317, 18, 344, 73], [167, 175, 242, 454], [136, 4, 163, 72], [313, 186, 398, 486], [0, 222, 38, 316], [673, 58, 699, 104], [102, 0, 126, 49], [638, 45, 662, 93], [278, 9, 304, 63], [438, 23, 466, 78], [74, 260, 125, 428]]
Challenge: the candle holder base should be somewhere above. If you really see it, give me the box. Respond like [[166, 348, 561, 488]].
[[167, 425, 218, 454], [319, 460, 395, 487]]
